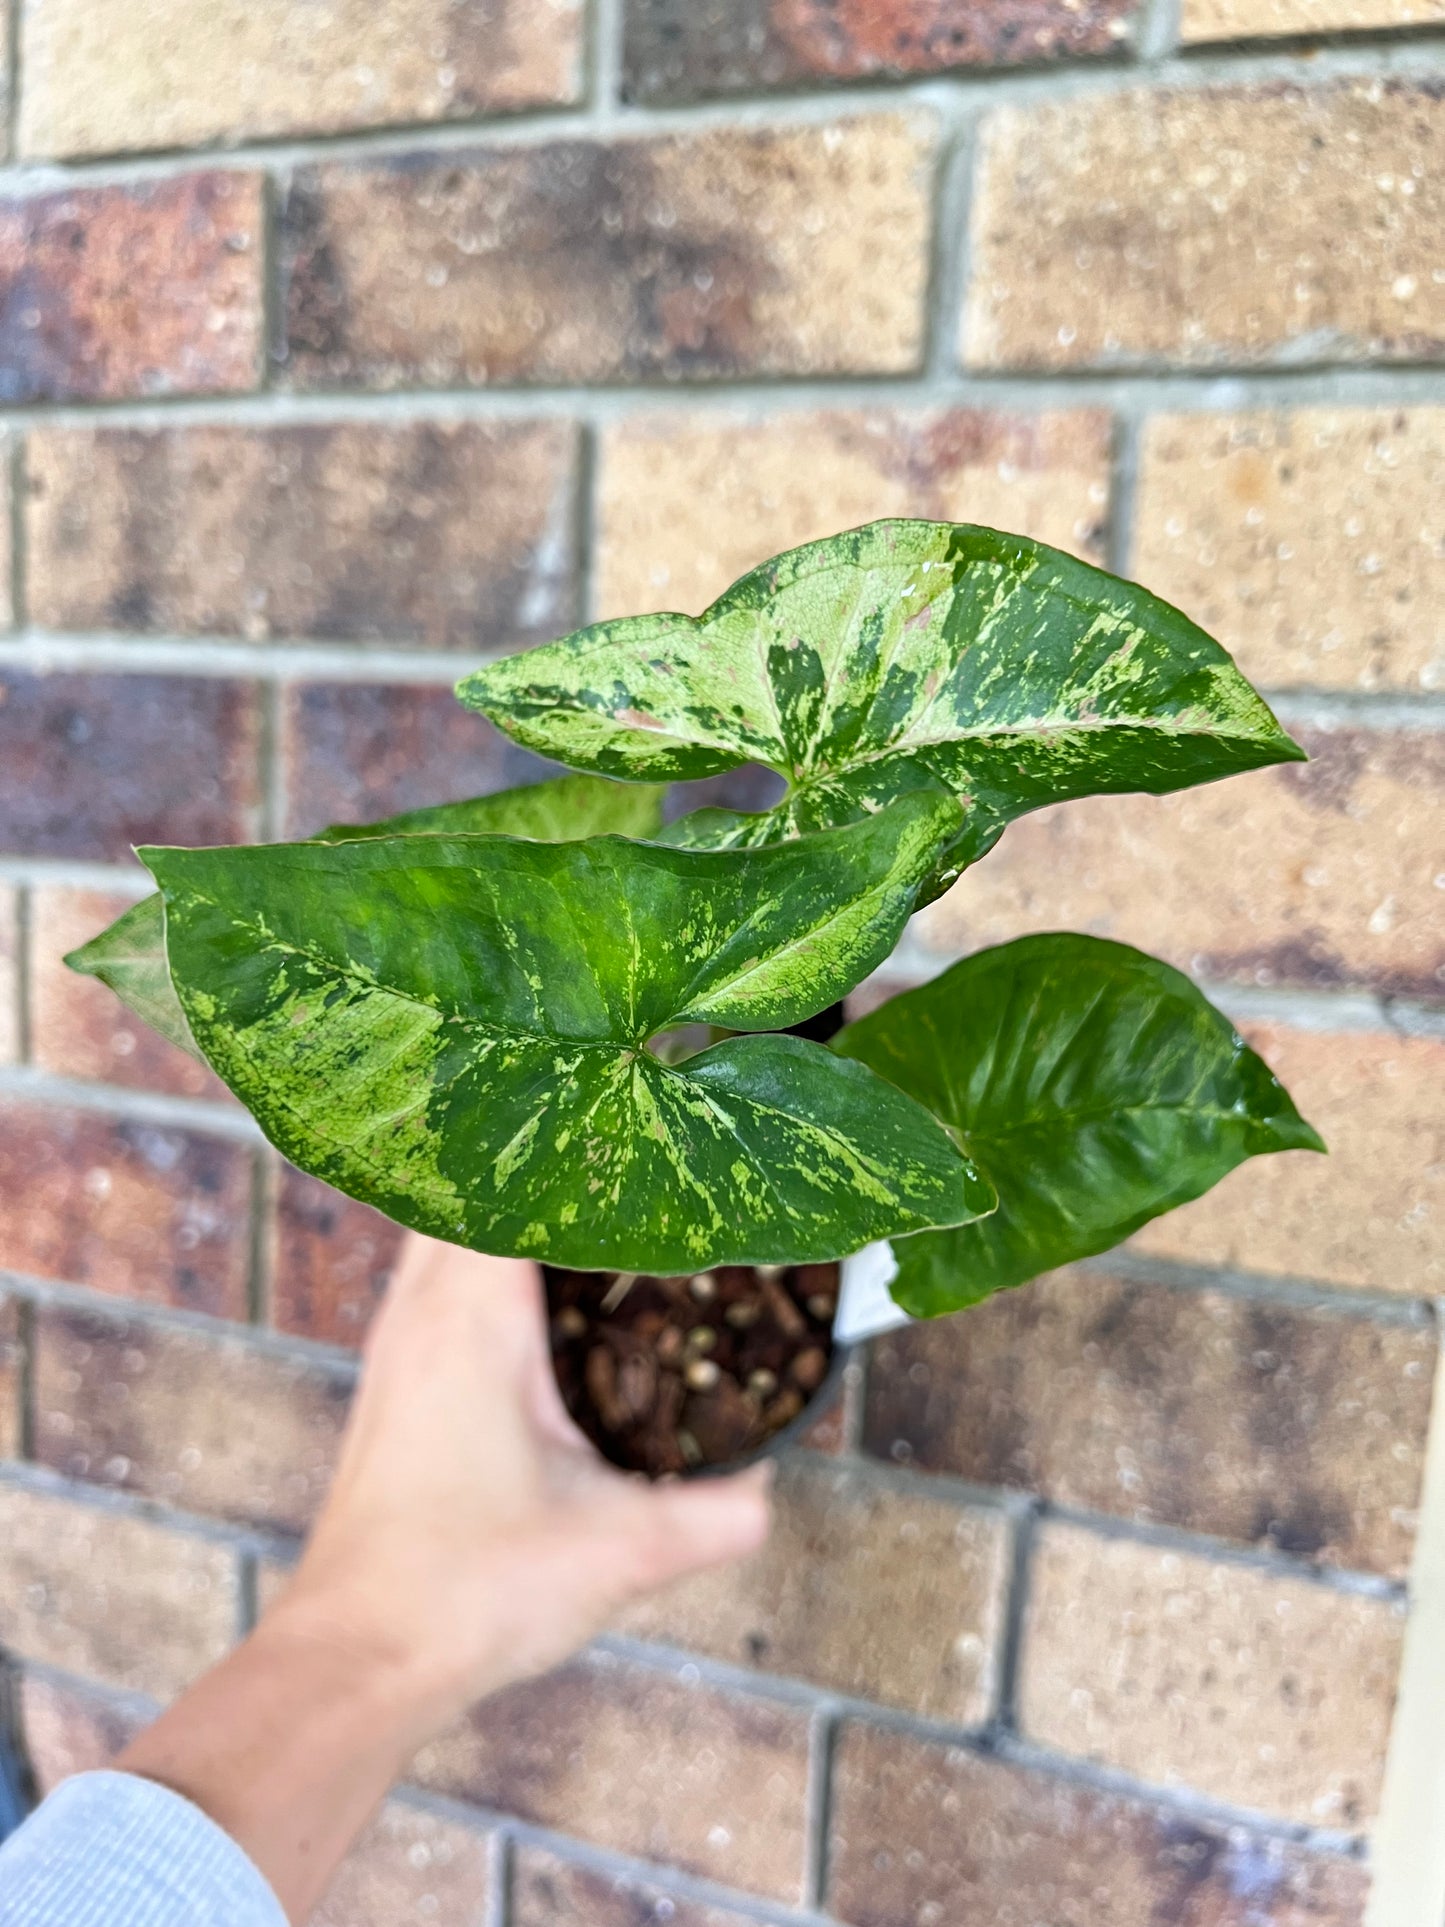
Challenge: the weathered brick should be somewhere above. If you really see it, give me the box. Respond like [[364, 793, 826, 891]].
[[1131, 1024, 1445, 1299], [34, 1303, 351, 1535], [512, 1846, 766, 1927], [27, 422, 580, 649], [623, 0, 1136, 102], [0, 1483, 237, 1700], [281, 681, 543, 838], [0, 434, 12, 627], [0, 884, 17, 1065], [917, 726, 1445, 998], [314, 1801, 495, 1927], [1182, 0, 1445, 40], [28, 886, 226, 1101], [19, 0, 582, 159], [615, 1456, 1010, 1722], [412, 1651, 810, 1901], [0, 671, 260, 862], [281, 119, 933, 388], [19, 1670, 151, 1795], [271, 1165, 404, 1346], [865, 1268, 1433, 1578], [0, 1102, 253, 1317], [0, 174, 262, 403], [1020, 1522, 1404, 1827], [964, 83, 1445, 370], [0, 1292, 23, 1460], [828, 1721, 1369, 1927], [1134, 407, 1445, 693], [596, 408, 1111, 619]]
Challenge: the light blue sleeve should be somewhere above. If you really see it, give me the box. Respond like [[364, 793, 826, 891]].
[[0, 1770, 288, 1927]]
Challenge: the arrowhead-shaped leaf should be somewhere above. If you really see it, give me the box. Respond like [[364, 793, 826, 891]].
[[834, 933, 1325, 1318], [458, 520, 1304, 899], [140, 793, 996, 1272], [63, 775, 667, 1062]]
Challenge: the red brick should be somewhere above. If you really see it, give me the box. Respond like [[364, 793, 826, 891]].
[[0, 1483, 238, 1700], [0, 1102, 253, 1317], [828, 1721, 1369, 1927], [918, 726, 1445, 999], [1020, 1523, 1404, 1826], [0, 1291, 23, 1460], [27, 422, 580, 649], [34, 1303, 351, 1535], [280, 681, 544, 839], [0, 174, 262, 404], [0, 671, 260, 862], [281, 120, 933, 388], [271, 1165, 404, 1346], [965, 83, 1445, 371], [1134, 1023, 1444, 1298], [314, 1800, 496, 1927], [864, 1268, 1434, 1578], [623, 0, 1137, 100], [412, 1651, 811, 1901], [29, 886, 227, 1101], [19, 1670, 152, 1796], [20, 0, 582, 158], [615, 1456, 1010, 1721], [512, 1846, 768, 1927]]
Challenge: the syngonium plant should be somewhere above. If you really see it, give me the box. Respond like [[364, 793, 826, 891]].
[[68, 521, 1323, 1319]]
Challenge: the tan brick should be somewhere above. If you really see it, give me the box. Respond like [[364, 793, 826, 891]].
[[828, 1721, 1369, 1927], [19, 0, 582, 159], [19, 1670, 152, 1796], [271, 1165, 403, 1347], [512, 1846, 766, 1927], [624, 0, 1138, 101], [1135, 408, 1445, 693], [1021, 1522, 1404, 1826], [29, 887, 226, 1100], [0, 1483, 237, 1699], [314, 1800, 495, 1927], [0, 1291, 23, 1460], [596, 407, 1111, 619], [1132, 1024, 1445, 1299], [27, 422, 580, 649], [865, 1269, 1434, 1577], [34, 1303, 351, 1535], [0, 1101, 253, 1317], [0, 884, 17, 1064], [0, 174, 262, 403], [282, 119, 933, 388], [964, 83, 1445, 370], [1182, 0, 1445, 40], [615, 1456, 1010, 1722], [412, 1652, 810, 1901], [917, 726, 1445, 998]]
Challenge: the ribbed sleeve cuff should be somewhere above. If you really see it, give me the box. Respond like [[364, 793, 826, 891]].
[[0, 1769, 288, 1927]]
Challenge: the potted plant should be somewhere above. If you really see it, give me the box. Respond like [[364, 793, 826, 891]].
[[69, 520, 1322, 1476]]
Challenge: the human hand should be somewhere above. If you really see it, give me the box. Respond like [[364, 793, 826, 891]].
[[263, 1232, 773, 1746]]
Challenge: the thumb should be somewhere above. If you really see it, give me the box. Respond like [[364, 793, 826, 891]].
[[617, 1463, 774, 1598]]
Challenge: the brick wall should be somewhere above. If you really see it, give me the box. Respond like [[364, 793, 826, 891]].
[[1, 3, 1443, 1922]]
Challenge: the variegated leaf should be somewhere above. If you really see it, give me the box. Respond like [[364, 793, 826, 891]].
[[141, 793, 995, 1272], [834, 932, 1325, 1318], [458, 520, 1303, 898]]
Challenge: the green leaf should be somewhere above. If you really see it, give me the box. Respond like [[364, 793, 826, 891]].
[[62, 892, 203, 1062], [319, 771, 665, 844], [63, 775, 667, 1054], [141, 793, 996, 1272], [458, 520, 1304, 899], [833, 932, 1325, 1318]]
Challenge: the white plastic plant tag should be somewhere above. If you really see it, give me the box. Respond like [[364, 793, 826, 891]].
[[835, 1240, 914, 1345]]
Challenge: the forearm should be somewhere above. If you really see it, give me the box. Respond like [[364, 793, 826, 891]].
[[115, 1613, 429, 1926]]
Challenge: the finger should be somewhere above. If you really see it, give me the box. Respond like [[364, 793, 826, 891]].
[[625, 1463, 774, 1593]]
